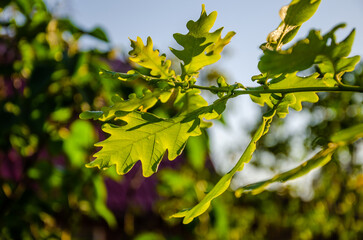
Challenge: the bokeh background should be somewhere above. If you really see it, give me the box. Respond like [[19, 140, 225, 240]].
[[1, 0, 362, 239]]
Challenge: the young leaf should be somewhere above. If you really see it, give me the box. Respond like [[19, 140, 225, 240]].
[[235, 123, 363, 196], [330, 123, 363, 144], [259, 24, 360, 79], [235, 143, 338, 196], [129, 36, 175, 79], [80, 89, 174, 121], [99, 69, 141, 81], [171, 110, 276, 224], [284, 0, 321, 26], [170, 4, 235, 78], [86, 98, 227, 177], [249, 73, 335, 118], [266, 0, 321, 49], [174, 89, 209, 114]]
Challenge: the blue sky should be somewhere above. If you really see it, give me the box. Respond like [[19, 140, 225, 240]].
[[65, 0, 363, 87]]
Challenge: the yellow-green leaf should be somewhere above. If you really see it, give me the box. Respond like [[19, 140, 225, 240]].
[[249, 73, 335, 118], [86, 98, 227, 177], [260, 24, 360, 79], [129, 36, 175, 79], [235, 143, 338, 196], [170, 5, 235, 77], [80, 89, 174, 121], [171, 110, 275, 224]]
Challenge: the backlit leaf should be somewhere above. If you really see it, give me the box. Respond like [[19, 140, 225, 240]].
[[330, 123, 363, 144], [86, 98, 227, 177], [249, 73, 335, 118], [171, 110, 275, 223], [129, 37, 175, 79], [235, 143, 338, 196], [284, 0, 321, 26], [174, 89, 208, 114], [99, 69, 141, 81], [260, 24, 360, 79], [235, 123, 363, 196], [80, 89, 174, 121], [170, 5, 235, 77], [266, 0, 321, 49]]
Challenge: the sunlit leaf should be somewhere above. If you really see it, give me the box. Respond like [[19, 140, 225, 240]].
[[330, 123, 363, 144], [129, 37, 175, 79], [249, 73, 335, 118], [174, 89, 208, 114], [80, 89, 174, 121], [235, 143, 338, 196], [260, 24, 360, 78], [170, 4, 235, 77], [186, 133, 208, 171], [171, 110, 275, 223], [235, 123, 363, 196], [86, 98, 227, 177], [99, 68, 141, 81], [266, 0, 321, 48], [284, 0, 321, 26]]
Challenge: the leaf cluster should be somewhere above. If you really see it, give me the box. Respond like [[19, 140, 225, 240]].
[[81, 0, 363, 224]]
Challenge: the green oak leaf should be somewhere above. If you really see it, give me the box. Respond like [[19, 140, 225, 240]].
[[80, 89, 174, 121], [259, 24, 360, 79], [235, 123, 363, 196], [174, 89, 208, 114], [170, 4, 235, 78], [129, 36, 175, 79], [235, 143, 338, 196], [284, 0, 321, 26], [86, 98, 227, 177], [250, 72, 335, 118], [266, 0, 321, 49], [99, 69, 141, 81], [171, 110, 275, 224], [330, 123, 363, 144]]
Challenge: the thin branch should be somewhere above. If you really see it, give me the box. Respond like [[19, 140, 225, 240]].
[[189, 84, 363, 95]]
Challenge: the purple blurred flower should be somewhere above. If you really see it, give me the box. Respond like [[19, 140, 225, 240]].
[[0, 149, 23, 182]]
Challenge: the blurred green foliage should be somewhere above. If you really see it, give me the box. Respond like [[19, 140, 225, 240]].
[[0, 0, 362, 239], [0, 0, 127, 238]]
